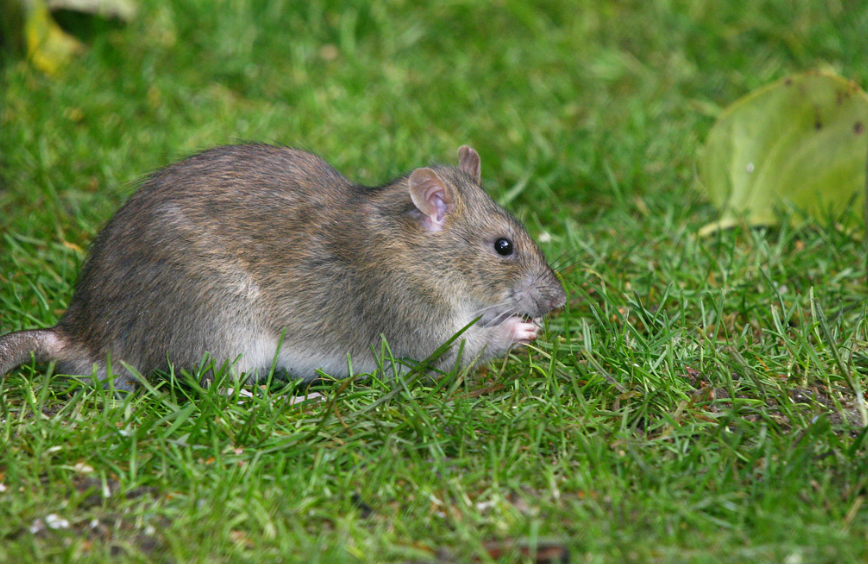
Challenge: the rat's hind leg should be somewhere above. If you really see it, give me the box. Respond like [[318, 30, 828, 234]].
[[48, 334, 141, 391], [56, 357, 142, 392]]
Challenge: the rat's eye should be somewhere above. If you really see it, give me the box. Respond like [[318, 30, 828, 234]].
[[494, 238, 514, 256]]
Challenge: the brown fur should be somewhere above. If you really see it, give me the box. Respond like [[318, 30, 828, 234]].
[[0, 145, 565, 390]]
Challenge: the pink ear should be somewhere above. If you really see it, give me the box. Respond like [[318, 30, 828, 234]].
[[409, 167, 453, 232], [457, 145, 481, 184]]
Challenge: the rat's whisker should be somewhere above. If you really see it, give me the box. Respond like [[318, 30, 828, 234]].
[[469, 300, 512, 319], [550, 249, 583, 272]]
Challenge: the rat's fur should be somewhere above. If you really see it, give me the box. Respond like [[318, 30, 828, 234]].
[[0, 145, 566, 390]]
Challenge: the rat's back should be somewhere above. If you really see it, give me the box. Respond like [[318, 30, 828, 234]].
[[54, 145, 356, 388]]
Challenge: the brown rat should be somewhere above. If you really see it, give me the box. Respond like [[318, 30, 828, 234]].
[[0, 144, 566, 390]]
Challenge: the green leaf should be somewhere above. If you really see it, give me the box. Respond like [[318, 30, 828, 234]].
[[697, 71, 868, 236]]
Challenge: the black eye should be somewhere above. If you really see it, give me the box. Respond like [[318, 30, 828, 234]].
[[494, 238, 514, 256]]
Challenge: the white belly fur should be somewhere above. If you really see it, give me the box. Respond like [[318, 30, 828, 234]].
[[226, 334, 380, 381]]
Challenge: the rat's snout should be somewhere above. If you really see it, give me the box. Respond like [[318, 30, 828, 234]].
[[517, 267, 566, 318], [538, 276, 566, 314], [544, 282, 567, 312]]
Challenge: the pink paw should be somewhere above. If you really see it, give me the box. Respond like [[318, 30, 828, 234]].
[[499, 316, 540, 346]]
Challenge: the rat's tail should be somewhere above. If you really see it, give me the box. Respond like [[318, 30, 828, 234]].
[[0, 328, 64, 375]]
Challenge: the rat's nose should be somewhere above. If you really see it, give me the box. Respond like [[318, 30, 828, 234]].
[[534, 271, 566, 314], [547, 286, 567, 311]]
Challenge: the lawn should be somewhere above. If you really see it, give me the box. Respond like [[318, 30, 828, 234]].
[[2, 0, 868, 562]]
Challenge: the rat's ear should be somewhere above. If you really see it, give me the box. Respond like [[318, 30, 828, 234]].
[[457, 145, 481, 184], [409, 167, 454, 233]]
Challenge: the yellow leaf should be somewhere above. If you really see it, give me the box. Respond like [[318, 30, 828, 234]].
[[25, 0, 85, 75]]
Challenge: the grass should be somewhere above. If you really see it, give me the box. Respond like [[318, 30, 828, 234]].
[[2, 0, 868, 562]]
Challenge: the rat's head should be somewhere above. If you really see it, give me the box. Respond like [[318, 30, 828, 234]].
[[400, 146, 566, 327]]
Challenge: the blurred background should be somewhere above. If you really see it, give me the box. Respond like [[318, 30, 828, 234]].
[[3, 1, 865, 233]]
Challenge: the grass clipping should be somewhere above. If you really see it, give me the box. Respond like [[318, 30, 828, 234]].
[[698, 71, 868, 236]]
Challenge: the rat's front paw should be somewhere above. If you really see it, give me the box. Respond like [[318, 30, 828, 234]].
[[497, 316, 540, 347]]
